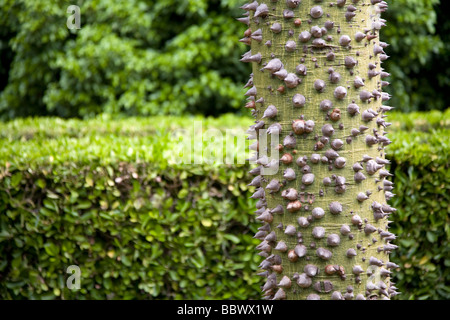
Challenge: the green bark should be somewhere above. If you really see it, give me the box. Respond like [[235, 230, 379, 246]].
[[240, 0, 398, 300]]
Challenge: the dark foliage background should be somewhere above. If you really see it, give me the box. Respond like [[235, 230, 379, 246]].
[[0, 0, 448, 119]]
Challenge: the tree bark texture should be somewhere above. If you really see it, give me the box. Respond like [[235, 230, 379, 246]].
[[239, 0, 398, 300]]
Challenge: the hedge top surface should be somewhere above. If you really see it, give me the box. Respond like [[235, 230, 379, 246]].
[[0, 114, 253, 169], [1, 111, 448, 168]]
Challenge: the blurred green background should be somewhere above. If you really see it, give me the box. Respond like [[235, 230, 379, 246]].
[[0, 0, 449, 300], [0, 0, 449, 118]]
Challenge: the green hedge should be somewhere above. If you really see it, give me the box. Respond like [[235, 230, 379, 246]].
[[0, 114, 259, 299], [0, 111, 449, 299], [386, 125, 450, 299]]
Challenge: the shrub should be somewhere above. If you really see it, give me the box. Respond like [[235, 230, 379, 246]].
[[387, 128, 450, 300], [0, 110, 448, 299]]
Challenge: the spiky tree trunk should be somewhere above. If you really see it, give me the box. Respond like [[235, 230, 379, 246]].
[[239, 0, 399, 300]]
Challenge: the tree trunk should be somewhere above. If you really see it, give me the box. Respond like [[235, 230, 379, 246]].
[[239, 0, 398, 300]]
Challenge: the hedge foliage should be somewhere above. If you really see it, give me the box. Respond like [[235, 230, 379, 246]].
[[386, 115, 450, 300], [1, 0, 449, 119], [0, 110, 449, 299]]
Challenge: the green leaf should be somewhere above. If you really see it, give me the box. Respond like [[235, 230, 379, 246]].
[[11, 172, 23, 188], [44, 242, 60, 256], [224, 234, 240, 244], [426, 231, 437, 243]]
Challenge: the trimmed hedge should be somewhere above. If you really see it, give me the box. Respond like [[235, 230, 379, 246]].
[[0, 115, 259, 299], [387, 127, 450, 300], [0, 111, 449, 299]]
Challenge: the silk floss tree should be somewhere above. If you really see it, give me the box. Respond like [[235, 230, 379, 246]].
[[238, 0, 399, 300]]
